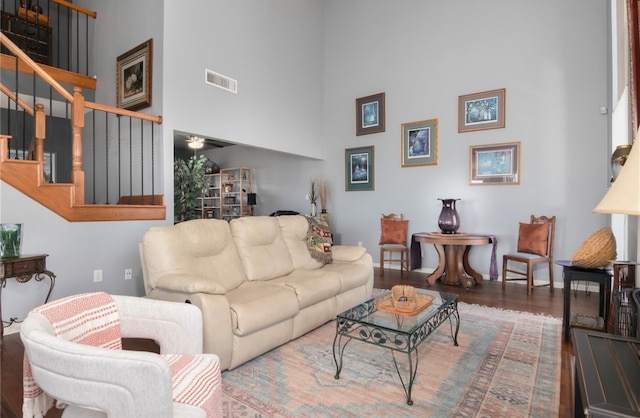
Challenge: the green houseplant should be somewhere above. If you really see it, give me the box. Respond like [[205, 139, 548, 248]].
[[174, 155, 210, 223]]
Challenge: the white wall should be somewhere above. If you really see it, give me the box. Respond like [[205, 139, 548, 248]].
[[0, 0, 613, 323], [212, 0, 611, 277], [0, 183, 156, 321], [325, 0, 610, 275]]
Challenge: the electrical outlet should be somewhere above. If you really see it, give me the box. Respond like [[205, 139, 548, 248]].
[[358, 241, 363, 247], [125, 269, 132, 280], [93, 269, 103, 283]]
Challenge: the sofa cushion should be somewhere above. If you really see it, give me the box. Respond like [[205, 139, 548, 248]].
[[277, 215, 325, 270], [321, 262, 372, 293], [332, 245, 367, 262], [155, 274, 228, 294], [226, 282, 299, 336], [141, 219, 247, 293], [230, 217, 294, 281], [270, 269, 341, 309]]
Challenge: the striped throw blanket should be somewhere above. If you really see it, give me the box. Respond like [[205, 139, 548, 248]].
[[23, 292, 122, 418], [23, 292, 222, 418]]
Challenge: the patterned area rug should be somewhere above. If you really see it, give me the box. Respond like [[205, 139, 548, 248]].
[[222, 301, 561, 418]]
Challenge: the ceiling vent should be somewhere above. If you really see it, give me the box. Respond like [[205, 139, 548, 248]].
[[205, 69, 238, 94]]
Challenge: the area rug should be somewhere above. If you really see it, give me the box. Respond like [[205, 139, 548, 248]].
[[221, 302, 561, 418]]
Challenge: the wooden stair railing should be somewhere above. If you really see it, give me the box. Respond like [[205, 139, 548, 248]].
[[0, 32, 166, 222]]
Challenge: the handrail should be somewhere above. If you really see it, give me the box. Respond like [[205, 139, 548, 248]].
[[0, 83, 34, 116], [49, 0, 97, 19], [85, 101, 163, 124], [0, 32, 73, 103]]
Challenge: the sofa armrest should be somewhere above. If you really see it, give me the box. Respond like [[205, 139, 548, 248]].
[[331, 245, 367, 262], [155, 274, 228, 295]]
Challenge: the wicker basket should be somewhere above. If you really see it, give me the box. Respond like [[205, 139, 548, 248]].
[[570, 227, 617, 268], [391, 285, 417, 312]]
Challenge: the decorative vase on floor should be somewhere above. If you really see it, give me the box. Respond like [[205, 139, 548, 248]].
[[0, 223, 22, 257], [438, 199, 460, 234]]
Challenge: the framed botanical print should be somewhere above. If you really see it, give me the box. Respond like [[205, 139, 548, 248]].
[[356, 92, 385, 136], [345, 146, 374, 191], [401, 119, 438, 167], [469, 142, 520, 185], [116, 39, 153, 111], [458, 88, 505, 133]]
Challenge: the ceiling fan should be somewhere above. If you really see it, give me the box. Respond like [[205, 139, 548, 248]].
[[186, 135, 205, 150]]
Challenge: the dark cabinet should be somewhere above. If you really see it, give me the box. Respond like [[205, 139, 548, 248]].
[[1, 10, 52, 65]]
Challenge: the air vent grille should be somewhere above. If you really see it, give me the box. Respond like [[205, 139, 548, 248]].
[[205, 69, 238, 94]]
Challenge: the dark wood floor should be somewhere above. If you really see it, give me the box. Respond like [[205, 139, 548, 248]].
[[1, 268, 596, 417]]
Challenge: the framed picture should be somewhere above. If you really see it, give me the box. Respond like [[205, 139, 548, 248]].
[[458, 88, 505, 133], [356, 92, 385, 136], [10, 149, 56, 183], [116, 39, 152, 111], [345, 146, 375, 191], [401, 118, 438, 167], [469, 142, 520, 185]]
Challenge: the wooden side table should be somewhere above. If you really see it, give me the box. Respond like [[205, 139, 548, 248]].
[[0, 254, 55, 349]]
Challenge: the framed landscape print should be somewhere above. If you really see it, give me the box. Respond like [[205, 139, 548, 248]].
[[116, 39, 153, 111], [458, 88, 505, 133], [401, 118, 438, 167], [345, 146, 375, 191], [356, 92, 385, 136], [469, 142, 520, 185]]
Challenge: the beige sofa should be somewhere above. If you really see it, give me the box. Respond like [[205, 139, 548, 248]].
[[139, 215, 373, 371]]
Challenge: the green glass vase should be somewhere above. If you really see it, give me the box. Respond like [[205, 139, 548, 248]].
[[0, 224, 23, 258]]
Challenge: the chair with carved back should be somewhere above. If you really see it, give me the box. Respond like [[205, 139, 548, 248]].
[[379, 213, 409, 276], [502, 215, 556, 295]]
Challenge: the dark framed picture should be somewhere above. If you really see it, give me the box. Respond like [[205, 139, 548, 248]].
[[458, 88, 505, 133], [345, 146, 375, 191], [356, 92, 385, 136], [401, 119, 438, 167], [116, 39, 152, 111], [469, 142, 520, 185]]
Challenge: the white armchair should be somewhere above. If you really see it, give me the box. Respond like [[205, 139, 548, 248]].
[[20, 292, 222, 418]]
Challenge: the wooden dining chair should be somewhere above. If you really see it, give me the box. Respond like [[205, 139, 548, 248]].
[[502, 215, 556, 295], [379, 213, 409, 276]]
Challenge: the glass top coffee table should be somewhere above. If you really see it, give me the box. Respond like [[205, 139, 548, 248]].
[[333, 289, 459, 405]]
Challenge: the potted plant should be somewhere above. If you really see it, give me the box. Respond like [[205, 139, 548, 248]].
[[174, 155, 210, 223]]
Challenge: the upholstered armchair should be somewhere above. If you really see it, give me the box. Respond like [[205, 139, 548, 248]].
[[20, 292, 222, 418]]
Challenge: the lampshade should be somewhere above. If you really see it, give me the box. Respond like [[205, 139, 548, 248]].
[[593, 142, 640, 215], [247, 193, 257, 206]]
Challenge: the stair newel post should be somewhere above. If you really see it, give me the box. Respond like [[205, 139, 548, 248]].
[[34, 104, 45, 164], [71, 87, 85, 205], [0, 135, 10, 162]]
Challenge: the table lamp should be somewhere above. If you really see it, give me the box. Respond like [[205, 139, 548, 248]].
[[594, 142, 639, 215], [593, 140, 639, 287]]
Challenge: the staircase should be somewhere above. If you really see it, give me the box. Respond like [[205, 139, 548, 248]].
[[0, 2, 165, 222]]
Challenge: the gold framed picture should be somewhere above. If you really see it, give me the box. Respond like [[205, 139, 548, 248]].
[[469, 142, 520, 185], [458, 88, 505, 133], [116, 39, 152, 111]]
